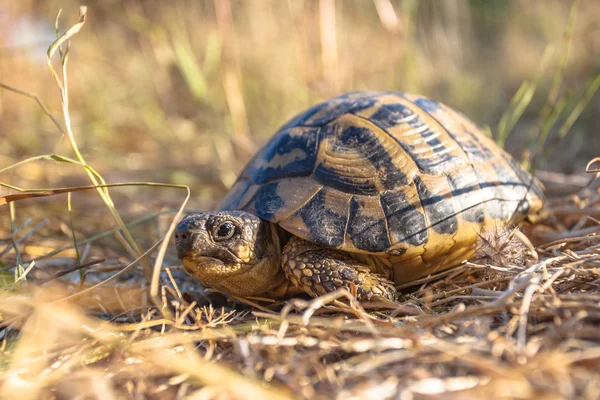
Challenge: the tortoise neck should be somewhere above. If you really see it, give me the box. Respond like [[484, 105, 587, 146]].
[[274, 225, 293, 251]]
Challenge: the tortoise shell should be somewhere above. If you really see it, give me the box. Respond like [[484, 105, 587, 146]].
[[219, 92, 544, 271]]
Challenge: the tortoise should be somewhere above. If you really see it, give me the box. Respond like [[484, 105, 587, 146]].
[[174, 92, 544, 301]]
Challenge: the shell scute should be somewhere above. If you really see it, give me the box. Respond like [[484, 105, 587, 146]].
[[241, 126, 319, 184], [414, 175, 458, 236], [284, 188, 351, 248], [445, 172, 486, 224], [347, 195, 390, 252], [380, 185, 428, 247], [313, 119, 410, 196]]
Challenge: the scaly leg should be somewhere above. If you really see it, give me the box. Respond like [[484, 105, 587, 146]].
[[281, 236, 397, 301]]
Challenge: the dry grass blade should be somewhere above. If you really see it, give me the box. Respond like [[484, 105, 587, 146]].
[[44, 6, 156, 281], [150, 185, 190, 308], [586, 157, 600, 174], [46, 7, 87, 66], [0, 181, 189, 205], [0, 84, 64, 133], [37, 259, 104, 285]]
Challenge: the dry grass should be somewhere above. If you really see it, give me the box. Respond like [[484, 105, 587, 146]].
[[1, 1, 600, 399], [2, 1, 599, 195], [2, 186, 600, 399]]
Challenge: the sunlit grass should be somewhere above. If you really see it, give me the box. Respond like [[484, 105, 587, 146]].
[[1, 1, 598, 197]]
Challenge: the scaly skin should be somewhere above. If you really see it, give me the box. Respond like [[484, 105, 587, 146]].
[[281, 236, 397, 301], [174, 211, 397, 300]]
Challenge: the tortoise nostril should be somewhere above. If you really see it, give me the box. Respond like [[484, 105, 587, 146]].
[[174, 230, 191, 244], [175, 229, 192, 259]]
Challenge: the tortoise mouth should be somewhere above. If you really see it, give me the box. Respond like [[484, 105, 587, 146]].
[[181, 254, 247, 279]]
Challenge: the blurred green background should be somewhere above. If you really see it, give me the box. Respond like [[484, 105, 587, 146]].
[[1, 0, 599, 211]]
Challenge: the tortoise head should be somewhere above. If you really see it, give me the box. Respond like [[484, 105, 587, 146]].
[[174, 211, 284, 296]]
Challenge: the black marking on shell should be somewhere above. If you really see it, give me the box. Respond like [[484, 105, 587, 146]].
[[448, 131, 487, 163], [380, 190, 428, 246], [367, 102, 415, 130], [339, 125, 410, 190], [347, 196, 391, 252], [292, 189, 348, 247], [364, 97, 457, 175], [313, 121, 381, 195], [411, 97, 534, 221], [313, 164, 379, 195], [243, 127, 319, 184], [403, 97, 462, 173], [446, 173, 486, 223], [412, 97, 442, 112], [250, 181, 284, 221], [424, 133, 445, 154], [435, 109, 491, 164], [314, 125, 408, 195], [413, 129, 457, 173], [304, 95, 378, 126], [414, 176, 459, 235], [466, 130, 496, 160]]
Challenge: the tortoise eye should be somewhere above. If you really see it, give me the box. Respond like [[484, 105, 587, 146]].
[[213, 221, 236, 241]]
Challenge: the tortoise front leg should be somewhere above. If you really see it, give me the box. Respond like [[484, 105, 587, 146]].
[[281, 237, 397, 301]]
